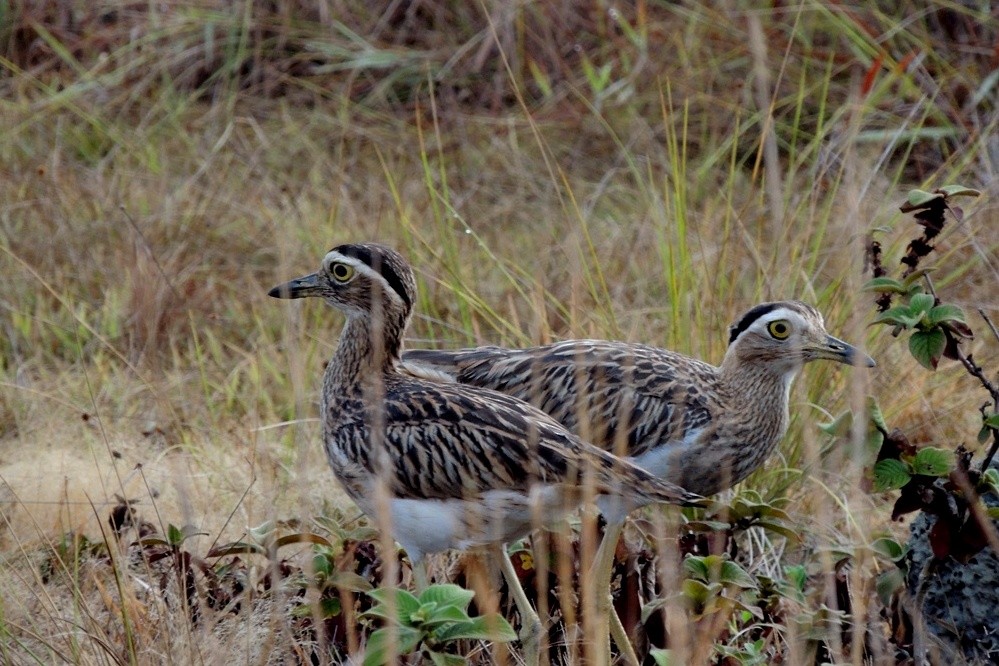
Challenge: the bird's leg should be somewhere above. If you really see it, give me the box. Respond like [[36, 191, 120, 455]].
[[497, 544, 543, 666], [591, 520, 641, 666], [411, 557, 431, 591]]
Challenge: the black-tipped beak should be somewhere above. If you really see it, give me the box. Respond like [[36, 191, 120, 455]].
[[822, 334, 876, 368], [267, 272, 322, 299]]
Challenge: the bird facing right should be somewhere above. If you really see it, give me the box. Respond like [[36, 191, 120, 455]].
[[402, 300, 876, 502]]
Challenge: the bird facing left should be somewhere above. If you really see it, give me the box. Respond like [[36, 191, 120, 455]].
[[267, 242, 699, 663]]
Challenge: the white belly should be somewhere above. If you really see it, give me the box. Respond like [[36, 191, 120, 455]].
[[376, 485, 571, 563]]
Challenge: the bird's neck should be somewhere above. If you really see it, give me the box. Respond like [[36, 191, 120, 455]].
[[718, 354, 799, 446], [324, 314, 405, 394]]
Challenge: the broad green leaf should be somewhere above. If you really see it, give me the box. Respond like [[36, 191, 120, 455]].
[[365, 588, 422, 622], [873, 459, 912, 492], [875, 568, 905, 606], [417, 584, 475, 613], [908, 293, 935, 316], [683, 556, 710, 581], [421, 604, 473, 628], [871, 537, 906, 561], [874, 305, 921, 329], [985, 414, 999, 429], [166, 524, 184, 547], [980, 426, 994, 444], [362, 626, 424, 666], [936, 185, 981, 198], [912, 447, 955, 476], [928, 304, 966, 326], [756, 520, 803, 543], [862, 277, 906, 294], [434, 614, 517, 643], [909, 329, 946, 370], [903, 189, 943, 209], [684, 519, 732, 532], [719, 561, 758, 590]]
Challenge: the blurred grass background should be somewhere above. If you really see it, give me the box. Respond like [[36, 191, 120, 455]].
[[0, 1, 996, 663]]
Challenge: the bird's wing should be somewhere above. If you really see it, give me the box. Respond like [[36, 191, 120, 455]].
[[401, 341, 718, 458], [346, 378, 696, 506]]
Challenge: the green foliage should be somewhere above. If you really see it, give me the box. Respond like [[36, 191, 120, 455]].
[[872, 459, 912, 492], [361, 584, 515, 666]]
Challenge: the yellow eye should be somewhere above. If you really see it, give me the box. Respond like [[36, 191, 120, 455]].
[[767, 320, 791, 340], [329, 262, 355, 282]]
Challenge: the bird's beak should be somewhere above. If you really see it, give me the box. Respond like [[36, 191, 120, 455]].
[[267, 272, 322, 299], [811, 334, 876, 367]]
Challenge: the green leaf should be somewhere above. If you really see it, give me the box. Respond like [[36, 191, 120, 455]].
[[982, 468, 999, 490], [166, 524, 183, 547], [874, 305, 922, 329], [429, 651, 468, 666], [784, 565, 807, 592], [927, 304, 966, 326], [417, 584, 475, 613], [422, 604, 473, 628], [873, 459, 912, 492], [433, 614, 517, 643], [365, 588, 422, 622], [903, 188, 943, 210], [755, 520, 803, 543], [936, 185, 981, 198], [683, 556, 710, 581], [909, 329, 946, 370], [719, 560, 758, 590], [875, 568, 905, 606], [867, 397, 888, 433], [912, 447, 955, 476], [862, 277, 907, 294], [908, 293, 935, 316], [871, 537, 906, 561], [362, 626, 424, 666], [819, 410, 852, 437], [650, 649, 678, 666], [985, 414, 999, 429]]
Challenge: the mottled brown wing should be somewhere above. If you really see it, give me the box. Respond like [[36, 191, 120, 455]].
[[402, 340, 718, 458], [341, 377, 696, 505]]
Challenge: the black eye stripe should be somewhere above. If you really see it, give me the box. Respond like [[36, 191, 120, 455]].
[[728, 303, 780, 346], [331, 244, 413, 310]]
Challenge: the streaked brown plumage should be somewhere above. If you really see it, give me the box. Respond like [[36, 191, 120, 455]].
[[267, 242, 699, 664], [402, 300, 875, 499]]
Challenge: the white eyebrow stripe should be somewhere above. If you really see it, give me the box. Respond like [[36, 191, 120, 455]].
[[321, 251, 407, 306]]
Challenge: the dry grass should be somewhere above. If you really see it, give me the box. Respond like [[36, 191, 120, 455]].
[[1, 1, 997, 663]]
